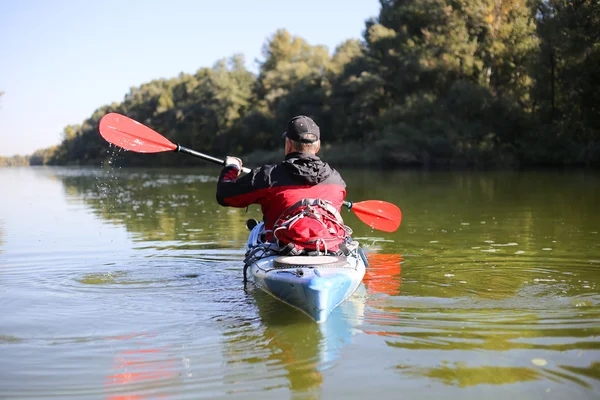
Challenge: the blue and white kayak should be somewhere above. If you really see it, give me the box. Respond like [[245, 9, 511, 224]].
[[244, 222, 367, 323]]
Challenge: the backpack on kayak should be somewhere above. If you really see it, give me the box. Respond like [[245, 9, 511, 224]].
[[271, 198, 351, 254]]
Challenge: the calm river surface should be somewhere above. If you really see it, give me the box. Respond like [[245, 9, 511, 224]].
[[1, 166, 599, 399]]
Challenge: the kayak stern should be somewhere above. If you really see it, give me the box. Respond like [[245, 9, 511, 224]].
[[251, 258, 365, 323]]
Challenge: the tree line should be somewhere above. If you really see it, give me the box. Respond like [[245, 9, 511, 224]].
[[4, 0, 597, 168]]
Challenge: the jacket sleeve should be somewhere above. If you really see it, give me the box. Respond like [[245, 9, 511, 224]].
[[216, 166, 265, 208]]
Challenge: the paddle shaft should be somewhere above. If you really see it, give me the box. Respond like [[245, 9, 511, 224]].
[[177, 145, 251, 174]]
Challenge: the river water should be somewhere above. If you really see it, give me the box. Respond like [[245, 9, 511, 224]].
[[1, 166, 599, 399]]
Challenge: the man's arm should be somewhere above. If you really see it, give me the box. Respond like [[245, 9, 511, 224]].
[[216, 166, 264, 208]]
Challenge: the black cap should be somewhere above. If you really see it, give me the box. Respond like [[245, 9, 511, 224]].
[[282, 115, 320, 143]]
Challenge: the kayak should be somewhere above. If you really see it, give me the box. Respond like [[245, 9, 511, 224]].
[[244, 221, 367, 323]]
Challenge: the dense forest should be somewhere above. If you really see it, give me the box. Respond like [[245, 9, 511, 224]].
[[3, 0, 599, 168]]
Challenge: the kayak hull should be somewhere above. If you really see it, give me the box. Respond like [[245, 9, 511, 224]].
[[248, 256, 365, 323], [245, 223, 366, 323]]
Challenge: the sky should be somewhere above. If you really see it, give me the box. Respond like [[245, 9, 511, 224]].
[[0, 0, 381, 157]]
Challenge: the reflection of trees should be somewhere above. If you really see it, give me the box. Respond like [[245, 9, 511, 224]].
[[559, 362, 600, 384], [397, 361, 600, 389], [345, 170, 600, 243], [361, 250, 600, 389], [52, 166, 600, 301], [52, 167, 600, 301], [383, 309, 600, 351], [364, 253, 600, 355], [403, 364, 541, 387], [53, 168, 261, 248], [345, 170, 600, 301]]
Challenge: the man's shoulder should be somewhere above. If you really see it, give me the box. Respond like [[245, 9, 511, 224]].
[[254, 162, 279, 174], [322, 163, 346, 186], [246, 163, 281, 184]]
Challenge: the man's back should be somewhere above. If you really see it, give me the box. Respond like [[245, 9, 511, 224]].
[[216, 152, 346, 238]]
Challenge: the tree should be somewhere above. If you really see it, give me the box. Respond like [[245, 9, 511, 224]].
[[328, 39, 386, 143], [530, 0, 600, 164], [237, 29, 335, 152], [348, 0, 537, 165]]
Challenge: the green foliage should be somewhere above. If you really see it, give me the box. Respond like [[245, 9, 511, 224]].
[[244, 29, 335, 150], [29, 146, 59, 165], [29, 1, 600, 167], [529, 0, 600, 165], [0, 154, 30, 167], [328, 40, 385, 143], [352, 0, 539, 165]]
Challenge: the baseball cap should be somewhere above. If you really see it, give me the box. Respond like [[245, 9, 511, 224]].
[[282, 115, 320, 143]]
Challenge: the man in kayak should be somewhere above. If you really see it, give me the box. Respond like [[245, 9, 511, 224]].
[[216, 115, 347, 244]]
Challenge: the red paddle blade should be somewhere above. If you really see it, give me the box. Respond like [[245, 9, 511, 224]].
[[98, 113, 177, 153], [351, 200, 402, 232]]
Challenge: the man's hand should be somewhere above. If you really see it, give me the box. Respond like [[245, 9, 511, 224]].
[[225, 156, 243, 176]]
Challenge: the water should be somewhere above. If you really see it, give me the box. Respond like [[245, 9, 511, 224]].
[[1, 166, 599, 399]]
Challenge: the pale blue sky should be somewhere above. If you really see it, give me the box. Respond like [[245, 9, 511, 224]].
[[0, 0, 380, 156]]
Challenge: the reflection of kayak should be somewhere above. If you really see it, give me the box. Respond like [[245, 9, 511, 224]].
[[244, 222, 367, 323], [227, 284, 365, 397], [250, 282, 366, 366]]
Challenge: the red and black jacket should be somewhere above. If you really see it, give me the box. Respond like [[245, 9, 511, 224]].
[[216, 152, 346, 239]]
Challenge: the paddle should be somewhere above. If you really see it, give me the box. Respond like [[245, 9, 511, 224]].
[[98, 113, 251, 173], [343, 200, 401, 233], [98, 112, 402, 232]]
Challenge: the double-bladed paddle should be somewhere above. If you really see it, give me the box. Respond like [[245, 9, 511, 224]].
[[98, 113, 251, 173], [98, 112, 402, 232]]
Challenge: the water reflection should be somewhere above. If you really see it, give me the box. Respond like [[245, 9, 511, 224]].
[[51, 166, 253, 248], [219, 252, 404, 398], [358, 251, 600, 390], [397, 360, 600, 390], [405, 364, 542, 387], [223, 286, 366, 398], [104, 333, 180, 399], [364, 253, 403, 296], [3, 167, 598, 397]]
